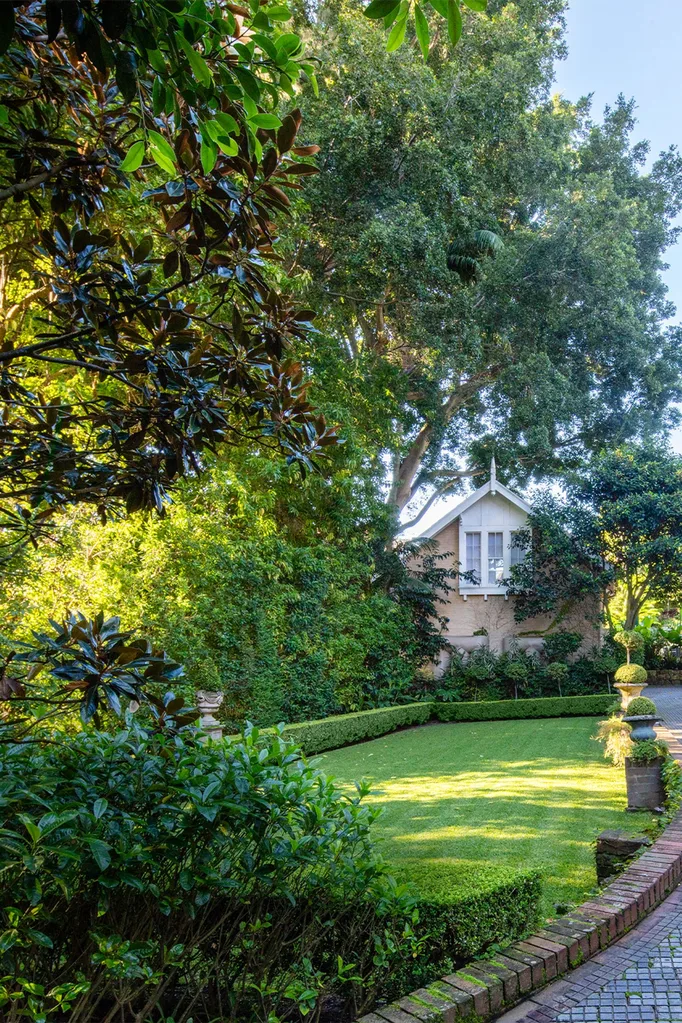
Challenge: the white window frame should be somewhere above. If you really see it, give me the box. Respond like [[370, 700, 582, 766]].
[[460, 524, 522, 596]]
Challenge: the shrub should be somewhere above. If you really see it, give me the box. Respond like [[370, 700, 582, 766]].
[[627, 738, 668, 764], [614, 663, 648, 685], [626, 696, 657, 716], [433, 694, 617, 723], [279, 702, 432, 755], [390, 865, 541, 994], [595, 716, 632, 766], [0, 721, 419, 1023]]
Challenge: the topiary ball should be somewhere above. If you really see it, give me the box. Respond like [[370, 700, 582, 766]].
[[614, 663, 648, 686], [625, 696, 657, 717]]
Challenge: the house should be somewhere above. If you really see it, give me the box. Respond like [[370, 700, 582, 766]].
[[417, 459, 601, 675]]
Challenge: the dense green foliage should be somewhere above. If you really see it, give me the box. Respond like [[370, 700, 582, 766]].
[[509, 448, 682, 630], [0, 720, 422, 1023], [0, 471, 454, 724], [433, 694, 615, 722], [627, 738, 668, 764], [279, 701, 431, 753], [430, 642, 614, 703], [405, 867, 541, 989]]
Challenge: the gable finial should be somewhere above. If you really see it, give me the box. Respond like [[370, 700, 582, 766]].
[[490, 454, 497, 490]]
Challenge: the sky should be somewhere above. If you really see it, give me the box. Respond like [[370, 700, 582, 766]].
[[403, 0, 682, 535]]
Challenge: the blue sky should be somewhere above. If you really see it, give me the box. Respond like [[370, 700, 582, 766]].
[[403, 0, 682, 533], [554, 0, 682, 327]]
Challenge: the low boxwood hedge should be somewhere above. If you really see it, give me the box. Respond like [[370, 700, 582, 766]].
[[265, 695, 617, 756], [433, 693, 617, 723], [281, 702, 432, 755], [384, 863, 542, 997]]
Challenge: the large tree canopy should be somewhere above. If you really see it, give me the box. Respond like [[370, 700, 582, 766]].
[[290, 0, 682, 525]]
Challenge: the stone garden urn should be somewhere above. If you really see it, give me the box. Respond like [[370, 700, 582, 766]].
[[195, 690, 225, 741], [622, 714, 658, 742]]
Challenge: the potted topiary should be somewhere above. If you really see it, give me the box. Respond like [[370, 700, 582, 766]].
[[623, 695, 659, 741], [613, 630, 648, 711]]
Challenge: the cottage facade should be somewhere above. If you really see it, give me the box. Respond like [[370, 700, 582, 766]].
[[418, 461, 601, 675]]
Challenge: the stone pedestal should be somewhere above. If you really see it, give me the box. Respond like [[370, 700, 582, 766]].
[[624, 756, 665, 812], [614, 681, 648, 712], [595, 829, 651, 883], [196, 690, 224, 741]]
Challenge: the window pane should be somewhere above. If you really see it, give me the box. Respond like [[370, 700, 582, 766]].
[[465, 532, 481, 583], [510, 531, 526, 567], [488, 531, 504, 584]]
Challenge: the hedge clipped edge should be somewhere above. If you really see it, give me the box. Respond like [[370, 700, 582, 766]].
[[281, 702, 432, 755], [433, 694, 616, 723], [278, 695, 617, 755]]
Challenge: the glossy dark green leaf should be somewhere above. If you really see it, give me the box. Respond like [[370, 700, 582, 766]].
[[115, 50, 138, 103], [364, 0, 401, 18]]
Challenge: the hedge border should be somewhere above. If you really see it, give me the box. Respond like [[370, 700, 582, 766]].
[[279, 695, 616, 756]]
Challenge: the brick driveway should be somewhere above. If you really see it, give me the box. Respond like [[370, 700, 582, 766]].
[[496, 687, 682, 1023]]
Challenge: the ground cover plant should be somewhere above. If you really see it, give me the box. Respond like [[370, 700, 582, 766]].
[[320, 716, 653, 919]]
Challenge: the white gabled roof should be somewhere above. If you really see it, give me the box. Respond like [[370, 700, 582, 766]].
[[417, 459, 531, 539]]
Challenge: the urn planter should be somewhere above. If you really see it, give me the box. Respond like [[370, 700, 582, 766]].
[[622, 713, 659, 742], [624, 756, 665, 812], [614, 681, 648, 712]]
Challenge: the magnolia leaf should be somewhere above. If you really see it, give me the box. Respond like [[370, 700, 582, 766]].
[[177, 36, 213, 87], [414, 4, 430, 59], [462, 0, 486, 9], [386, 11, 408, 51], [120, 141, 145, 173], [364, 0, 401, 18], [201, 138, 218, 171], [447, 0, 462, 44], [148, 131, 177, 177], [249, 113, 282, 129]]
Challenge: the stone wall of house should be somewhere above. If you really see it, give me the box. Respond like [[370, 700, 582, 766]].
[[433, 520, 601, 660]]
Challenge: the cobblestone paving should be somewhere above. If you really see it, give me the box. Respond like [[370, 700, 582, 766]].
[[496, 687, 682, 1023]]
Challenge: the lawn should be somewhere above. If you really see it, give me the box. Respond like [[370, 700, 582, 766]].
[[319, 717, 651, 917]]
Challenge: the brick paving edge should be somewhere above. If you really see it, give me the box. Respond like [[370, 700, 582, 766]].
[[356, 809, 682, 1023]]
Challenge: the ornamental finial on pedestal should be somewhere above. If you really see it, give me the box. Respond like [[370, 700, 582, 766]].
[[490, 455, 497, 492]]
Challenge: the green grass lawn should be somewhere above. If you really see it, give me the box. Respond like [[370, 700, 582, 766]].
[[319, 717, 651, 918]]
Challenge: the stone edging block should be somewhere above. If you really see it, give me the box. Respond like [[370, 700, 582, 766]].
[[356, 807, 682, 1023]]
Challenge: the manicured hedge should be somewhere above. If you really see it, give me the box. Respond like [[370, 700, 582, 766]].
[[281, 702, 432, 755], [275, 695, 618, 755], [386, 865, 542, 997], [433, 693, 617, 723]]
